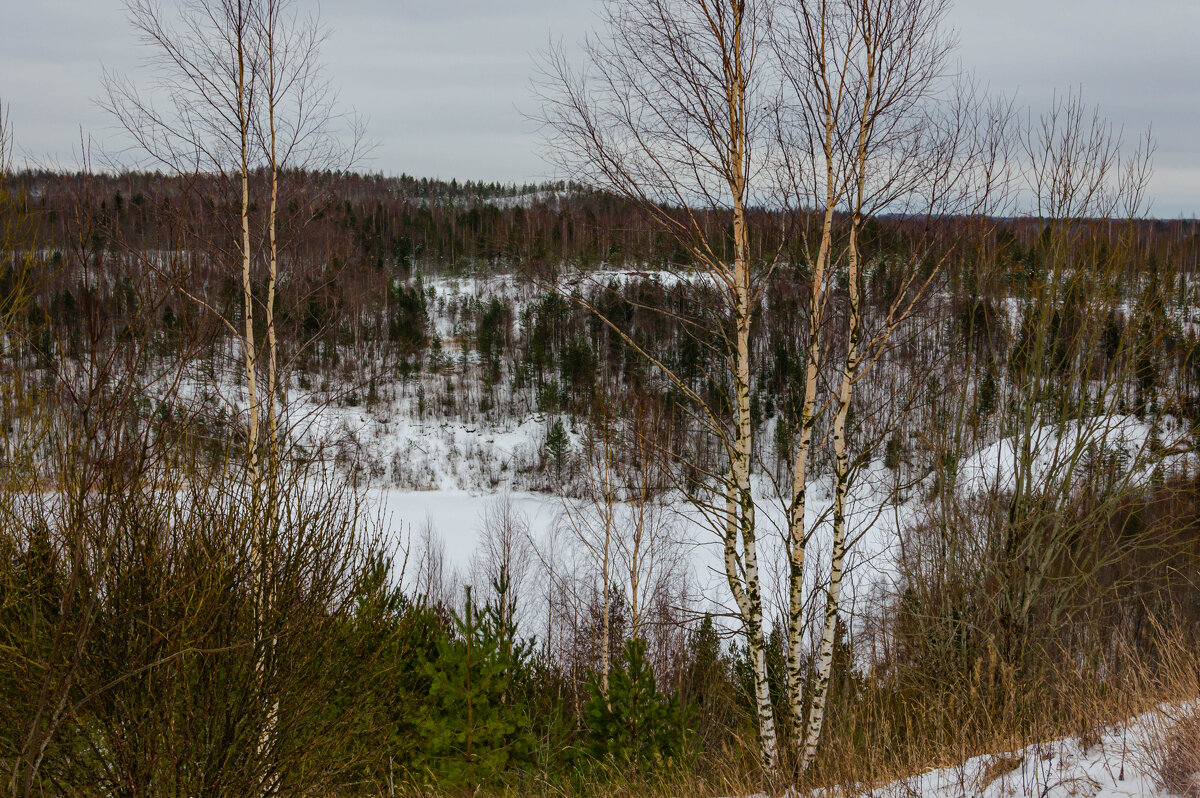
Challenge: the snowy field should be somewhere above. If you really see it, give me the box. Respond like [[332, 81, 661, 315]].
[[362, 459, 919, 636], [357, 409, 1195, 623]]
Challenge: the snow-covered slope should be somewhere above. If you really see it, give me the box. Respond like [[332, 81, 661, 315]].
[[954, 414, 1191, 498], [842, 707, 1194, 798]]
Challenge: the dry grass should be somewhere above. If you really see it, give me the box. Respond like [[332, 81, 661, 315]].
[[1148, 711, 1200, 797], [784, 620, 1200, 798], [1134, 632, 1200, 798], [977, 752, 1023, 790]]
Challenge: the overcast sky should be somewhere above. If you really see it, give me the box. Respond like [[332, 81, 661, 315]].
[[2, 0, 1196, 217]]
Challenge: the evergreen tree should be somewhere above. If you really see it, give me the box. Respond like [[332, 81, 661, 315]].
[[415, 573, 537, 791], [582, 638, 688, 767], [329, 556, 444, 784], [679, 615, 744, 755], [388, 276, 428, 359], [545, 417, 569, 476]]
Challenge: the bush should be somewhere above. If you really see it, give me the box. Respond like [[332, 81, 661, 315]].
[[0, 459, 388, 798]]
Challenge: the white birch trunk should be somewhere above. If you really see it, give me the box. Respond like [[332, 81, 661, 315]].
[[786, 198, 836, 750], [801, 194, 864, 770], [784, 11, 844, 750], [732, 186, 779, 775], [237, 4, 259, 493], [259, 4, 282, 788]]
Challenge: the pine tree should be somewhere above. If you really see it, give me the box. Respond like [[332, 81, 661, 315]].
[[416, 572, 537, 791], [582, 638, 688, 767], [679, 615, 742, 755], [545, 417, 569, 476]]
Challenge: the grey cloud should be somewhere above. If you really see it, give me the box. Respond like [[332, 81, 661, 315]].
[[1, 0, 1194, 215]]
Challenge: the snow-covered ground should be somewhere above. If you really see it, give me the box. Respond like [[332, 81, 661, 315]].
[[955, 414, 1192, 498], [718, 705, 1200, 798], [360, 457, 914, 637], [807, 705, 1196, 798], [366, 487, 562, 561]]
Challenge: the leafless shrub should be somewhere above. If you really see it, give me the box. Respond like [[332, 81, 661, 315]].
[[409, 515, 461, 610]]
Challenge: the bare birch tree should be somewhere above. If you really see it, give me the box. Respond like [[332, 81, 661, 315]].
[[542, 0, 792, 772], [537, 0, 782, 773], [475, 495, 536, 640], [410, 516, 462, 610], [985, 90, 1158, 665], [103, 0, 263, 482], [551, 396, 686, 701], [253, 0, 361, 469], [557, 399, 620, 698], [101, 1, 361, 791], [103, 0, 361, 479], [616, 398, 685, 640], [769, 0, 1013, 770], [887, 93, 1170, 744]]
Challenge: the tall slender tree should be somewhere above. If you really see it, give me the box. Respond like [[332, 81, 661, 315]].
[[101, 1, 362, 792], [770, 0, 1013, 769], [538, 0, 781, 774]]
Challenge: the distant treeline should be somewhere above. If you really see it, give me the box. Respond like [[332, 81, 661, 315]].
[[12, 170, 1199, 275]]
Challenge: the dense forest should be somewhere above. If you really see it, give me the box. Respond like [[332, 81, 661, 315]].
[[2, 0, 1200, 797], [7, 169, 1200, 479]]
